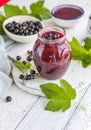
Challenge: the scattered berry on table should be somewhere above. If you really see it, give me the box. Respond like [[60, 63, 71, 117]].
[[19, 74, 24, 79], [27, 55, 33, 61], [22, 60, 27, 65], [25, 74, 31, 80], [16, 50, 37, 81], [30, 70, 36, 74], [6, 96, 12, 102], [16, 55, 21, 61]]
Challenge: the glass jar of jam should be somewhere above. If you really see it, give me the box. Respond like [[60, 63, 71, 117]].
[[33, 27, 71, 80]]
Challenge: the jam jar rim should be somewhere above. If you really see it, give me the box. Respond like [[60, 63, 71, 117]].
[[38, 27, 66, 44]]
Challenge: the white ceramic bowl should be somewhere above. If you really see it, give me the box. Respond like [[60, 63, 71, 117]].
[[51, 4, 84, 28], [3, 15, 44, 43]]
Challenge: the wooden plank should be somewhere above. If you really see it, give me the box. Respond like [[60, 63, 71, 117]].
[[16, 82, 91, 130], [0, 84, 38, 130], [15, 97, 77, 130], [65, 84, 91, 130]]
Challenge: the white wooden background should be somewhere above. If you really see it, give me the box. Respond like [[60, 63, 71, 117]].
[[0, 0, 91, 130]]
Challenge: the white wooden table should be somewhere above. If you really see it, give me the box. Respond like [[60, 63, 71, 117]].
[[1, 0, 91, 130]]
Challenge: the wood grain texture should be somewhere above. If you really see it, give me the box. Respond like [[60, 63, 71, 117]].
[[0, 84, 38, 130], [0, 0, 91, 130], [15, 97, 77, 130], [65, 84, 91, 130], [15, 82, 91, 130]]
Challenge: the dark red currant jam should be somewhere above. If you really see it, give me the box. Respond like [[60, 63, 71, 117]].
[[33, 27, 71, 80], [52, 7, 82, 19]]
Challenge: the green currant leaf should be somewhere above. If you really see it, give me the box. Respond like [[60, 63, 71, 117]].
[[20, 6, 29, 15], [70, 37, 88, 61], [4, 4, 21, 17], [84, 37, 91, 50], [13, 61, 32, 73], [60, 79, 76, 100], [40, 79, 76, 112], [30, 0, 44, 11], [0, 14, 6, 34]]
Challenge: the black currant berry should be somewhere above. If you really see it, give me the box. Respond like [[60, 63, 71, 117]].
[[25, 75, 31, 80], [22, 60, 27, 65], [16, 55, 21, 61], [27, 55, 33, 61], [6, 96, 12, 102], [19, 74, 24, 79], [30, 70, 36, 74]]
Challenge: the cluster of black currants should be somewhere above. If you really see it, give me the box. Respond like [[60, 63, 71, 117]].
[[16, 50, 36, 80], [42, 31, 61, 40], [16, 50, 33, 62], [5, 20, 43, 36], [19, 69, 36, 80]]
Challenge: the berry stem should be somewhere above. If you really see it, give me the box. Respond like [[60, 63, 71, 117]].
[[74, 101, 86, 111]]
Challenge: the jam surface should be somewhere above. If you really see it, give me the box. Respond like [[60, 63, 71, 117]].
[[53, 7, 82, 19], [33, 29, 71, 80], [41, 31, 64, 40]]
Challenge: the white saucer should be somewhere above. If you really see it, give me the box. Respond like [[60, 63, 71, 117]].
[[12, 51, 91, 96], [12, 64, 62, 96]]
